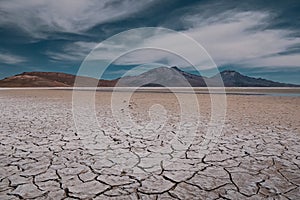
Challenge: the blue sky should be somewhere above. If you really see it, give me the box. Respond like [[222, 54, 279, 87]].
[[0, 0, 300, 84]]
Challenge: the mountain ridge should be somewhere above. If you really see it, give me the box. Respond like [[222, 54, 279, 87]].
[[0, 67, 298, 87]]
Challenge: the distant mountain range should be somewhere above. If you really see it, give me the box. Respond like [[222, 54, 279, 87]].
[[0, 67, 298, 87]]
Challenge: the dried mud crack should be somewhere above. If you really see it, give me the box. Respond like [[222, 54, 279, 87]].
[[0, 90, 299, 199]]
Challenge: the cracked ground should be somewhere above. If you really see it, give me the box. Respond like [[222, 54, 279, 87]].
[[0, 89, 299, 199]]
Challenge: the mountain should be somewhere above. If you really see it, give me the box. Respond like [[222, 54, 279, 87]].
[[0, 72, 117, 87], [209, 70, 297, 87], [116, 66, 206, 87], [116, 67, 297, 87], [0, 68, 298, 87]]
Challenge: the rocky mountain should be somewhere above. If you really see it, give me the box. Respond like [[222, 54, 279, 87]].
[[0, 68, 298, 87], [116, 66, 206, 87]]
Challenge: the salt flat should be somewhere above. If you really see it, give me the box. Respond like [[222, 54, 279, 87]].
[[0, 89, 299, 199]]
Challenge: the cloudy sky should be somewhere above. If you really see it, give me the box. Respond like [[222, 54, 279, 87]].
[[0, 0, 300, 84]]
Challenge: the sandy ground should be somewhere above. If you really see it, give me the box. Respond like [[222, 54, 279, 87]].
[[0, 89, 299, 199]]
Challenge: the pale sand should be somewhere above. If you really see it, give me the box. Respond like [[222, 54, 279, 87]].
[[0, 89, 299, 199]]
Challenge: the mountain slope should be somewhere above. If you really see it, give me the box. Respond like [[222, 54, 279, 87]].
[[171, 66, 207, 86]]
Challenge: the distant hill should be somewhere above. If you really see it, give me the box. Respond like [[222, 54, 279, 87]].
[[209, 70, 297, 87], [0, 72, 117, 87], [0, 68, 298, 87]]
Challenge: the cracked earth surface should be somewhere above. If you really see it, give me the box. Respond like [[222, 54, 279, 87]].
[[0, 89, 299, 199]]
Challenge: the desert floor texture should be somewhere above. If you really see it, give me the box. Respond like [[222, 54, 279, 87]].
[[0, 89, 299, 199]]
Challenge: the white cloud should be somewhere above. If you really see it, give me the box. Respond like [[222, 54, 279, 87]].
[[47, 41, 98, 61], [249, 54, 300, 67], [0, 52, 27, 64], [47, 10, 300, 69], [183, 11, 300, 67], [57, 28, 217, 69], [0, 0, 156, 38], [113, 11, 300, 68]]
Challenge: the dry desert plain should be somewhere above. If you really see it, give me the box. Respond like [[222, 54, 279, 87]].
[[0, 88, 300, 199]]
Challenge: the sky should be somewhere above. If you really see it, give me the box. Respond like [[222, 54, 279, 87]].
[[0, 0, 300, 84]]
